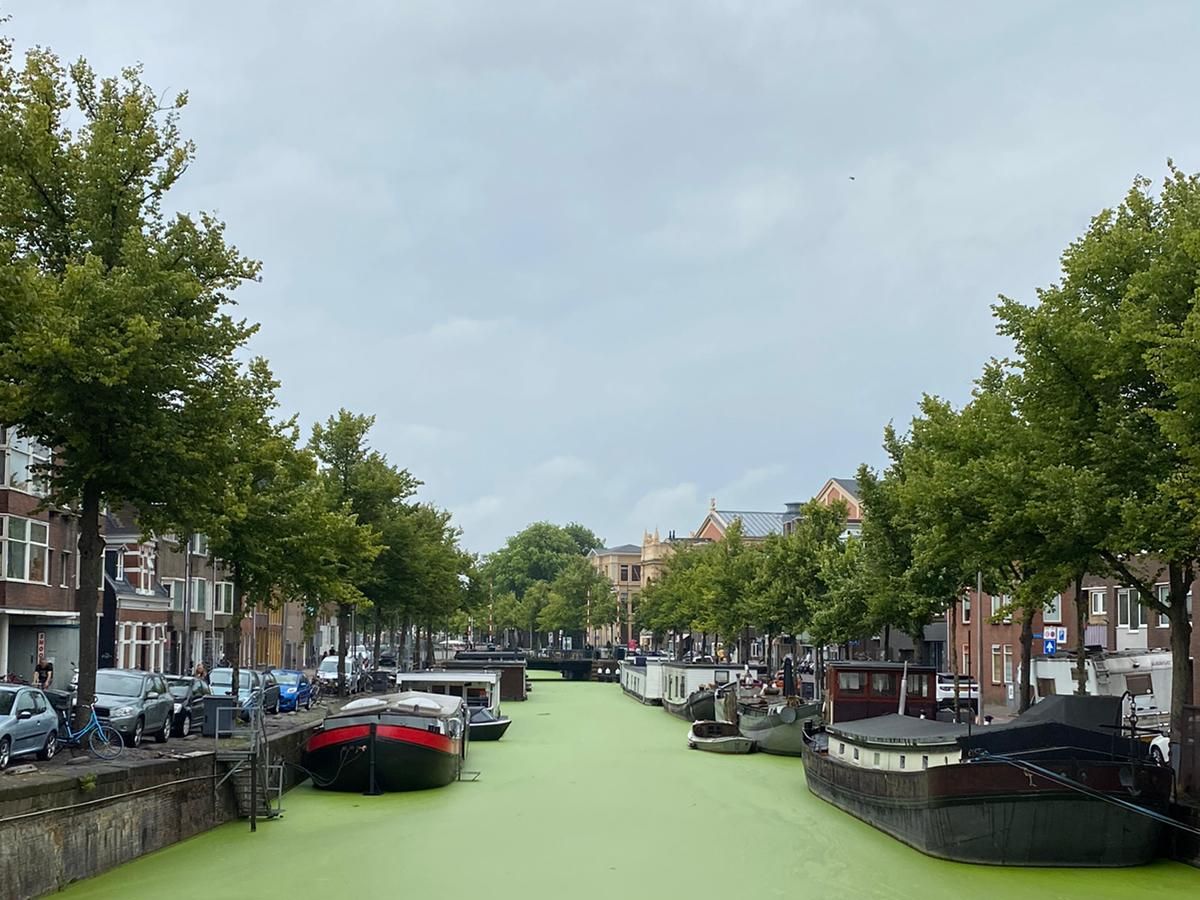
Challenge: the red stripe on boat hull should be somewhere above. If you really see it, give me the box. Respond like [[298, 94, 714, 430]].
[[306, 723, 370, 752], [377, 723, 454, 754]]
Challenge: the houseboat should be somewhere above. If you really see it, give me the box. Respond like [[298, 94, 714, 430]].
[[735, 658, 821, 756], [661, 661, 767, 721], [396, 670, 510, 741], [303, 692, 469, 793], [445, 651, 528, 701], [619, 655, 671, 705], [823, 660, 939, 723], [802, 694, 1172, 866]]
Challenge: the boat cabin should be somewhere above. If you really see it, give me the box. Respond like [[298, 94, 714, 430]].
[[442, 657, 528, 701], [824, 715, 966, 771], [1030, 650, 1171, 734], [824, 661, 938, 724], [620, 656, 671, 705], [661, 661, 768, 709], [396, 671, 501, 716]]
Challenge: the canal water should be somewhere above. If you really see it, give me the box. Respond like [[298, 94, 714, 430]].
[[59, 677, 1197, 899]]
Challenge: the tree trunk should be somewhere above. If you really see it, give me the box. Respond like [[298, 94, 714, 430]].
[[425, 622, 434, 668], [73, 481, 102, 729], [882, 624, 891, 661], [910, 629, 926, 665], [336, 604, 349, 695], [949, 599, 960, 718], [372, 608, 382, 662], [1073, 573, 1088, 695], [1018, 606, 1034, 712], [399, 614, 411, 670], [1168, 562, 1193, 746]]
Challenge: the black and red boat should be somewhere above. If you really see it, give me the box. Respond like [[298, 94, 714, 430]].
[[303, 692, 469, 793]]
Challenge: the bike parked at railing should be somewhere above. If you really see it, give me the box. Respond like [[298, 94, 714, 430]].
[[61, 703, 124, 761]]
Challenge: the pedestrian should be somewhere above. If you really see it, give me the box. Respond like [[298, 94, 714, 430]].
[[194, 661, 207, 681], [33, 655, 53, 690]]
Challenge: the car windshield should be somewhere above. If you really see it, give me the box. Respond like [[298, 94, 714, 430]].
[[166, 679, 191, 699], [0, 692, 14, 715], [211, 671, 252, 689], [96, 672, 144, 696], [273, 672, 299, 685], [318, 658, 342, 673]]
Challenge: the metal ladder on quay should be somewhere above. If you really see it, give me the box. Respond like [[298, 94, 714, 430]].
[[213, 705, 285, 822]]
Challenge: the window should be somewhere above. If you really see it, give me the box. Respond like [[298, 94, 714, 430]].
[[961, 594, 971, 624], [838, 672, 865, 693], [619, 565, 629, 581], [1156, 585, 1170, 628], [189, 534, 209, 557], [991, 594, 1004, 618], [921, 755, 929, 770], [899, 755, 906, 770], [870, 672, 897, 696], [1003, 645, 1014, 685], [1090, 589, 1106, 616], [3, 516, 49, 583], [906, 674, 930, 698], [215, 582, 234, 616], [853, 747, 859, 760], [2, 430, 51, 496], [165, 579, 184, 611], [1117, 588, 1142, 630], [1044, 594, 1062, 624], [630, 564, 641, 582], [961, 645, 970, 677], [190, 577, 208, 613], [991, 644, 1002, 685], [838, 742, 845, 755], [873, 751, 880, 766], [1126, 673, 1152, 695], [60, 550, 72, 588]]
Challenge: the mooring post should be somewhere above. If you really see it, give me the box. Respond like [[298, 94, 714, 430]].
[[250, 749, 258, 833], [365, 722, 382, 796]]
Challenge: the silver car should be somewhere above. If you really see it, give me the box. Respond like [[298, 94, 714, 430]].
[[0, 684, 61, 769], [94, 669, 174, 748]]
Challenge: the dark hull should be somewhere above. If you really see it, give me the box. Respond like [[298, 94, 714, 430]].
[[663, 690, 715, 721], [468, 717, 510, 741], [621, 684, 663, 705], [800, 743, 1171, 866], [303, 721, 462, 792], [736, 703, 820, 756]]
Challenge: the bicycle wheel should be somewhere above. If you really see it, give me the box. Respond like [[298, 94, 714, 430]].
[[89, 724, 123, 760]]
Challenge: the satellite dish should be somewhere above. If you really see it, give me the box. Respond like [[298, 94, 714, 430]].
[[779, 706, 798, 724]]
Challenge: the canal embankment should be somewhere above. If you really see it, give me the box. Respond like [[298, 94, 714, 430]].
[[0, 713, 319, 899]]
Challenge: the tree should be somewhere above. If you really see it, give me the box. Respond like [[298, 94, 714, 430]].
[[309, 410, 416, 690], [485, 522, 584, 599], [0, 45, 259, 722], [995, 166, 1200, 736], [562, 522, 604, 556], [757, 500, 851, 640]]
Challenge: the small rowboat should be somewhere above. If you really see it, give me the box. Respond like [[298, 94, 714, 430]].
[[688, 719, 755, 754]]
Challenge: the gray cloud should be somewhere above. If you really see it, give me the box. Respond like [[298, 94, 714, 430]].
[[9, 1, 1200, 551]]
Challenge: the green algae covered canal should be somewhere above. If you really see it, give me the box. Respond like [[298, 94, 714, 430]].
[[59, 678, 1198, 900]]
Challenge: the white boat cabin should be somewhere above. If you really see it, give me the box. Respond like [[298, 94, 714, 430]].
[[661, 662, 768, 708], [620, 656, 670, 704], [824, 715, 967, 772], [1031, 650, 1171, 733], [395, 671, 501, 716]]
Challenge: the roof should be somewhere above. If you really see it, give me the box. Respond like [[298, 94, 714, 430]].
[[831, 478, 861, 502], [589, 543, 641, 556], [828, 660, 938, 673], [712, 510, 787, 538], [827, 714, 968, 745], [398, 671, 500, 686]]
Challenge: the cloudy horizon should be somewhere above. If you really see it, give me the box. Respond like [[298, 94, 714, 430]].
[[9, 2, 1200, 553]]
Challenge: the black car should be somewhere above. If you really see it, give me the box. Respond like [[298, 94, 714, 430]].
[[165, 676, 210, 737]]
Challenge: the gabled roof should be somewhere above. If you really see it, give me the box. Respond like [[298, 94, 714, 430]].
[[831, 478, 860, 501], [588, 543, 642, 557], [711, 510, 787, 539]]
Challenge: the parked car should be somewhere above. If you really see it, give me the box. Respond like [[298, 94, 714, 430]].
[[935, 673, 980, 712], [209, 668, 282, 717], [266, 669, 312, 712], [165, 676, 210, 737], [0, 684, 60, 769], [94, 669, 174, 748], [315, 656, 368, 694], [1150, 733, 1172, 765]]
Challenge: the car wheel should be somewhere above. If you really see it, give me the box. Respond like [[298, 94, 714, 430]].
[[1151, 745, 1165, 765], [38, 730, 58, 761], [0, 736, 10, 770], [180, 713, 192, 738], [128, 718, 144, 748]]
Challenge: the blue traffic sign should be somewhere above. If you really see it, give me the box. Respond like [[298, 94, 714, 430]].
[[1043, 638, 1057, 656]]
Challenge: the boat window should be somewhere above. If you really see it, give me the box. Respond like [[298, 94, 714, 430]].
[[906, 674, 929, 697], [944, 757, 949, 765], [838, 742, 845, 755], [837, 672, 864, 693], [921, 755, 929, 770], [1126, 673, 1152, 695], [1037, 677, 1056, 697], [899, 755, 906, 769], [870, 673, 897, 696], [714, 670, 729, 684], [873, 752, 880, 766], [853, 747, 859, 760]]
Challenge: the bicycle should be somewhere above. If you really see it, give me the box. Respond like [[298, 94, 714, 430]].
[[62, 703, 124, 761]]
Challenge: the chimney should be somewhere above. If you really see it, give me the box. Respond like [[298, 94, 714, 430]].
[[785, 501, 803, 515]]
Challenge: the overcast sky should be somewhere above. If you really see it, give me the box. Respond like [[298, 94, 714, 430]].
[[8, 3, 1200, 553]]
